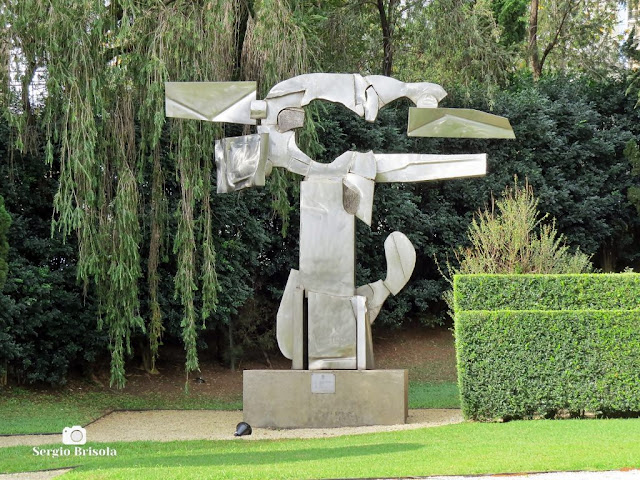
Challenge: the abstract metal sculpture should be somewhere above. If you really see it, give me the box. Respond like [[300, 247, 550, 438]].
[[166, 73, 514, 372]]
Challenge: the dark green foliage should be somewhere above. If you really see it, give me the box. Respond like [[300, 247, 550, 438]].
[[626, 140, 640, 216], [444, 77, 640, 270], [491, 0, 529, 46], [0, 195, 10, 290], [454, 274, 640, 420], [0, 125, 105, 385]]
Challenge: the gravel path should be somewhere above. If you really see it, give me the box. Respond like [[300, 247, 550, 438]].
[[0, 469, 73, 480], [0, 409, 463, 447]]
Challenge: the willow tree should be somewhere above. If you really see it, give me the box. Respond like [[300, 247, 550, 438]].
[[1, 0, 315, 387], [398, 0, 515, 89]]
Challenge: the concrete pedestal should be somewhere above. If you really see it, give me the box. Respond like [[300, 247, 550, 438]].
[[243, 369, 408, 428]]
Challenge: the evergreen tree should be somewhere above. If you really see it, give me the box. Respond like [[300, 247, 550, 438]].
[[625, 140, 640, 216], [0, 195, 10, 291]]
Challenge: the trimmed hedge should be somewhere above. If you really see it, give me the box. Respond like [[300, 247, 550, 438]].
[[454, 274, 640, 311], [454, 274, 640, 420]]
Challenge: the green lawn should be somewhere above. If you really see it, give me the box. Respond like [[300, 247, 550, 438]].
[[0, 388, 242, 435], [1, 419, 639, 479], [409, 381, 459, 409], [0, 382, 459, 435]]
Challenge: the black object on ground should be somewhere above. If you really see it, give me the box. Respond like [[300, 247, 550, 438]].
[[234, 422, 252, 436]]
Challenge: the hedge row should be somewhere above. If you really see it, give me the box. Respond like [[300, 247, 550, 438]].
[[454, 274, 640, 420], [454, 274, 640, 311]]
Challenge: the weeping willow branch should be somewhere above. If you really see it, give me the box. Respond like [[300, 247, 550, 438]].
[[174, 122, 200, 376], [200, 152, 219, 323], [242, 0, 318, 234], [147, 150, 165, 374], [1, 0, 319, 387]]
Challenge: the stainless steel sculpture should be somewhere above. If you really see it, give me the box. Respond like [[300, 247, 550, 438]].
[[165, 73, 514, 371]]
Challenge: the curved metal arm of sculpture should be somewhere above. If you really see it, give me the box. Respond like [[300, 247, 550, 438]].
[[264, 73, 446, 122], [258, 73, 447, 177], [165, 74, 512, 192]]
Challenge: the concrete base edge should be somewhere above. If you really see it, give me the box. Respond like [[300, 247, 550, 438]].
[[243, 369, 408, 428]]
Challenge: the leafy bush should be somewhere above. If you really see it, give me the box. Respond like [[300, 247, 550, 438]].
[[454, 274, 640, 420], [0, 130, 105, 386], [0, 195, 10, 290], [450, 180, 592, 275], [441, 181, 592, 317]]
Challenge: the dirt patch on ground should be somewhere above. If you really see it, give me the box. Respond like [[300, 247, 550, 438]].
[[374, 326, 457, 382], [98, 325, 456, 400], [0, 325, 456, 418]]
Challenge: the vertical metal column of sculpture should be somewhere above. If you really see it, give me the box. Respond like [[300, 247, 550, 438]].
[[165, 73, 515, 373]]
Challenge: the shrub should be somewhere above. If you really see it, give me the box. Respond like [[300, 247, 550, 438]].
[[449, 179, 593, 276], [0, 196, 9, 290], [442, 181, 592, 317], [454, 273, 640, 311], [0, 137, 105, 386], [454, 274, 640, 420]]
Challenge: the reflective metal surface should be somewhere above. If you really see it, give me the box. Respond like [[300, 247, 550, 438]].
[[356, 279, 390, 324], [383, 232, 416, 296], [374, 153, 486, 183], [164, 73, 515, 372], [250, 100, 267, 120], [307, 292, 357, 361], [165, 82, 256, 124], [276, 269, 302, 366], [299, 179, 355, 296], [309, 357, 357, 370], [214, 133, 268, 193], [342, 179, 361, 215], [349, 151, 377, 180], [408, 108, 515, 138], [277, 108, 305, 132], [354, 295, 374, 370], [344, 174, 374, 225], [265, 74, 447, 122]]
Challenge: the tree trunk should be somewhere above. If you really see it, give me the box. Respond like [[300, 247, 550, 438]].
[[139, 339, 159, 374], [0, 361, 7, 387], [528, 0, 574, 80], [528, 0, 542, 80], [0, 25, 9, 104], [377, 0, 395, 76], [229, 318, 236, 371], [233, 0, 253, 81], [600, 244, 617, 273]]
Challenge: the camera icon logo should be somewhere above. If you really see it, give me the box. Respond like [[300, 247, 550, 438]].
[[62, 426, 87, 445]]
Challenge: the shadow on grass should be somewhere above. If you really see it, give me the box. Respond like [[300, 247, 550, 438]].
[[80, 442, 423, 471]]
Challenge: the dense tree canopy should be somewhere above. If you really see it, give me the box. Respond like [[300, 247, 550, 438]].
[[1, 0, 639, 386], [0, 195, 9, 291]]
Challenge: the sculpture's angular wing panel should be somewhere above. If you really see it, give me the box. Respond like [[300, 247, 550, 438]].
[[408, 108, 515, 138], [165, 82, 256, 125]]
